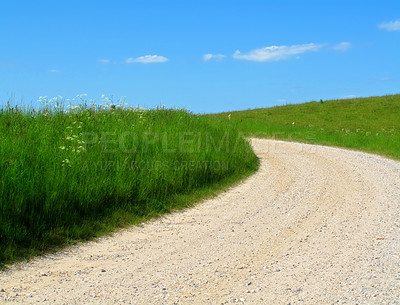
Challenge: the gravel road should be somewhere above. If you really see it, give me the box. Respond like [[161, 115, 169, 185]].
[[1, 139, 400, 304]]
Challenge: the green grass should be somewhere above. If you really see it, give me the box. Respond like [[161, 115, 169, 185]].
[[2, 93, 399, 268], [210, 94, 400, 160], [0, 100, 258, 268]]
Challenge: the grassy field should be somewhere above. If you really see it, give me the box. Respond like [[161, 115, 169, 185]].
[[2, 93, 399, 268], [0, 97, 258, 267], [211, 94, 400, 160]]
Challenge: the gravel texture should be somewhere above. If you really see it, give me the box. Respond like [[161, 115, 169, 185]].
[[1, 139, 400, 304]]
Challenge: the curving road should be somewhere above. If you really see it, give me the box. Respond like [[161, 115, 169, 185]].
[[1, 139, 400, 304]]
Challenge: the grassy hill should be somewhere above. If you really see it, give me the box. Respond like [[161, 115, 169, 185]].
[[2, 93, 399, 267], [210, 94, 400, 160]]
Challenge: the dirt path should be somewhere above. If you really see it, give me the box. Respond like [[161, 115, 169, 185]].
[[1, 139, 400, 304]]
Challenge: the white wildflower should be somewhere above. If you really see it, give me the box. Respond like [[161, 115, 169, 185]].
[[61, 159, 71, 167]]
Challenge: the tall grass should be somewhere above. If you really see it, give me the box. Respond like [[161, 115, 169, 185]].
[[0, 96, 258, 267], [211, 94, 400, 160]]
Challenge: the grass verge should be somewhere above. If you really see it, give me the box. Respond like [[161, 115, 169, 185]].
[[0, 99, 259, 268], [210, 94, 400, 160]]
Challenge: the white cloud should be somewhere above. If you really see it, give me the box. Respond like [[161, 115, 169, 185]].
[[332, 42, 352, 51], [203, 53, 226, 61], [378, 19, 400, 31], [233, 43, 323, 62], [126, 55, 168, 64], [48, 69, 61, 73], [98, 59, 110, 64], [342, 94, 357, 99], [125, 57, 135, 64]]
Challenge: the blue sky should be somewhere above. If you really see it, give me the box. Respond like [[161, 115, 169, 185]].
[[1, 0, 399, 113]]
